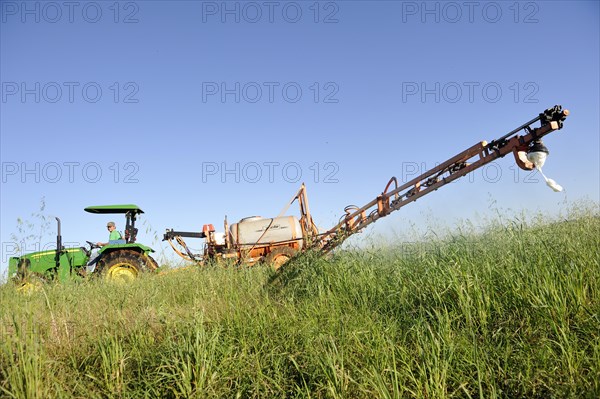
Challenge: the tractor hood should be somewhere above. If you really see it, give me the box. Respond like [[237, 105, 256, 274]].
[[84, 204, 144, 214]]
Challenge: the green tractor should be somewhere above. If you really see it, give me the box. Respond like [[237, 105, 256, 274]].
[[8, 205, 158, 289]]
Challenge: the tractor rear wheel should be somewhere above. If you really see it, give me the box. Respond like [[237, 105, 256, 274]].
[[265, 247, 297, 270], [95, 250, 158, 283]]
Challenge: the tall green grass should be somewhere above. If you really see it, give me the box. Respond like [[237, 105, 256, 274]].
[[1, 207, 598, 398]]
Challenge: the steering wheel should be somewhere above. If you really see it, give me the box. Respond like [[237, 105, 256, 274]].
[[86, 240, 101, 250]]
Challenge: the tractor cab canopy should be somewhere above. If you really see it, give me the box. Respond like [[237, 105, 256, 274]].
[[85, 205, 144, 244], [84, 205, 144, 215]]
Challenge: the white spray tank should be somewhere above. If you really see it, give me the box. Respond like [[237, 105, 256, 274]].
[[229, 216, 303, 248]]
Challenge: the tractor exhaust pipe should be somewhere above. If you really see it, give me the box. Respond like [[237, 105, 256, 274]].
[[55, 217, 62, 270]]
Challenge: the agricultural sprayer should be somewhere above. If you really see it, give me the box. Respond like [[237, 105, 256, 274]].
[[164, 105, 570, 268]]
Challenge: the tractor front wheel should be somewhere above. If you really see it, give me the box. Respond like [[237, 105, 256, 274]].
[[16, 274, 46, 294], [96, 250, 158, 283]]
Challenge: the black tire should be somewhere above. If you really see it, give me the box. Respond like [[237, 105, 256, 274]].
[[16, 258, 31, 279], [265, 247, 298, 271], [146, 255, 160, 271], [95, 249, 158, 282]]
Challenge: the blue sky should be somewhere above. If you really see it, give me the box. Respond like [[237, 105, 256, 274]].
[[1, 0, 599, 276]]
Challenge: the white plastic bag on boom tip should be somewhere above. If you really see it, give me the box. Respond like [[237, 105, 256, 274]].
[[526, 152, 563, 192]]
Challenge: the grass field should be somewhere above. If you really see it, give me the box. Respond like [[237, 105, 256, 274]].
[[1, 206, 599, 398]]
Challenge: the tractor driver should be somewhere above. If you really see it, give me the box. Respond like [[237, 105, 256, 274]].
[[97, 221, 123, 247], [87, 221, 123, 269]]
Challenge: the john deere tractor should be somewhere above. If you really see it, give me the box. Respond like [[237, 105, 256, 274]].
[[8, 204, 158, 288]]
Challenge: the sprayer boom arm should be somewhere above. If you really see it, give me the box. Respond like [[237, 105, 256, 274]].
[[312, 105, 569, 253]]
